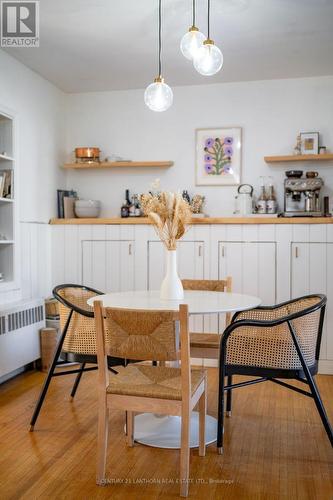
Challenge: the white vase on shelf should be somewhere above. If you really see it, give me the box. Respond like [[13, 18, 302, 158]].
[[160, 249, 184, 300]]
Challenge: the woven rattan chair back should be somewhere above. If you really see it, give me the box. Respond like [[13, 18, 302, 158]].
[[232, 295, 323, 369], [54, 285, 102, 355], [101, 307, 180, 362]]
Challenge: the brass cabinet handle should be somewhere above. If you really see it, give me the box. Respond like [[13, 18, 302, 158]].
[[295, 246, 299, 258]]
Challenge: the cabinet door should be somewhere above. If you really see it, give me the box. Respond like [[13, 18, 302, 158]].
[[219, 241, 276, 305], [147, 241, 204, 290], [82, 240, 134, 292], [291, 242, 330, 360]]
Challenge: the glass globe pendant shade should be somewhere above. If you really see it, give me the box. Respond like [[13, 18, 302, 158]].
[[180, 27, 206, 61], [144, 77, 173, 112], [193, 39, 223, 76]]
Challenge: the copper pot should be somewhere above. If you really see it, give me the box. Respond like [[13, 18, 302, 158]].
[[75, 147, 100, 161]]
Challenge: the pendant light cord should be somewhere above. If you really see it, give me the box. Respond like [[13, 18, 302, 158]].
[[192, 0, 195, 27], [207, 0, 210, 39], [158, 0, 162, 77]]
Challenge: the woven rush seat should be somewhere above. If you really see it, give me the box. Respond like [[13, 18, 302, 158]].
[[189, 333, 221, 349], [107, 364, 205, 400]]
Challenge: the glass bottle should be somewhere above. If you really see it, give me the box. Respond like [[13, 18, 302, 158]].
[[132, 194, 141, 217], [266, 177, 277, 214], [257, 177, 267, 214], [129, 195, 136, 217]]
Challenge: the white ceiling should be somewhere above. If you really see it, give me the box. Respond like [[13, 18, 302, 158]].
[[3, 0, 333, 93]]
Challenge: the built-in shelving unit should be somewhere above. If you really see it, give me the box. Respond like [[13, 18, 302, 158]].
[[264, 154, 333, 163], [63, 160, 174, 169], [0, 110, 15, 287]]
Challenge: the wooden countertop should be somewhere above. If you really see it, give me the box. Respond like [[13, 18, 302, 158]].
[[49, 217, 333, 225]]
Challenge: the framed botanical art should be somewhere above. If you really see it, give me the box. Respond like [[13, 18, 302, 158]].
[[195, 127, 242, 186], [300, 132, 319, 155]]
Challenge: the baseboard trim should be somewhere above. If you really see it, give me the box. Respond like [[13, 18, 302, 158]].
[[318, 360, 333, 375]]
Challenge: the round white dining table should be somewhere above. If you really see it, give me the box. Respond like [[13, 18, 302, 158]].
[[87, 290, 261, 449]]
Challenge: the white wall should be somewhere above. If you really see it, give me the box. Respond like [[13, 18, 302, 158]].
[[0, 49, 66, 222], [0, 50, 65, 302], [65, 76, 333, 217]]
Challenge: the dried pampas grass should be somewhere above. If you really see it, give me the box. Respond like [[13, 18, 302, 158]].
[[140, 192, 192, 250]]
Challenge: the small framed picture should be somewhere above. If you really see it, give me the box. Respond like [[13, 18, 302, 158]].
[[195, 127, 242, 186], [300, 132, 319, 155]]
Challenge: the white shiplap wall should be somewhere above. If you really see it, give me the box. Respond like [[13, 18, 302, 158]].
[[20, 222, 51, 300]]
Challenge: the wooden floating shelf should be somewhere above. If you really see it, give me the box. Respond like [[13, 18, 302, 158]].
[[264, 154, 333, 163], [63, 161, 174, 169]]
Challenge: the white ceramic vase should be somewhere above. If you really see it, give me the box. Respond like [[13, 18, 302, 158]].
[[160, 249, 184, 300]]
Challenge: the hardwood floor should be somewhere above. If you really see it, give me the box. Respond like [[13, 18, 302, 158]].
[[0, 367, 332, 499]]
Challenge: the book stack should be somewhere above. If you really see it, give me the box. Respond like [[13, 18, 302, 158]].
[[57, 189, 77, 218], [0, 170, 13, 199]]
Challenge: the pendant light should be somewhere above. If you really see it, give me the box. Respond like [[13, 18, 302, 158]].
[[180, 0, 205, 61], [144, 0, 173, 112], [193, 0, 223, 76]]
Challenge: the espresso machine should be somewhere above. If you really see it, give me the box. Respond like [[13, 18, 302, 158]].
[[282, 171, 324, 217]]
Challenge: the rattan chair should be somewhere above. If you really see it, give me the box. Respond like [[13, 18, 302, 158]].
[[29, 284, 125, 431], [94, 302, 207, 498], [217, 294, 333, 453], [182, 278, 232, 359]]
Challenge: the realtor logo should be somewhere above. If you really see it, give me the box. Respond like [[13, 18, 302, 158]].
[[1, 1, 39, 47]]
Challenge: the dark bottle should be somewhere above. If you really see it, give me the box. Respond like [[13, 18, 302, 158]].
[[121, 189, 131, 218], [121, 199, 129, 218], [182, 190, 191, 204]]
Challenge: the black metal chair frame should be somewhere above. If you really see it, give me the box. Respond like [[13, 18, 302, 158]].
[[217, 294, 333, 453], [29, 284, 125, 431]]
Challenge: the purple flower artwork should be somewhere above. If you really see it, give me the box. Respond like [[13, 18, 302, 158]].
[[203, 136, 234, 176], [196, 127, 241, 186]]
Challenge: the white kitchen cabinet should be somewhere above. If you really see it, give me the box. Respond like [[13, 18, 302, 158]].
[[82, 240, 134, 292], [218, 241, 276, 305], [291, 242, 333, 361]]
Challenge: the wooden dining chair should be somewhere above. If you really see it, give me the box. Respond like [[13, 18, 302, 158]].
[[182, 278, 232, 360], [94, 302, 207, 497]]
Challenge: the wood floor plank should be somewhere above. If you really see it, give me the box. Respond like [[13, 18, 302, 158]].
[[0, 368, 332, 499]]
